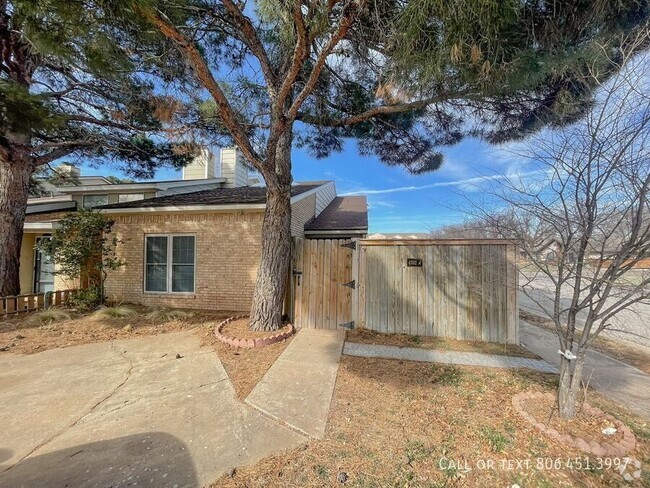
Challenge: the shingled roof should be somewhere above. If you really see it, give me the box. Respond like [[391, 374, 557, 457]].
[[99, 183, 324, 209], [305, 196, 368, 232]]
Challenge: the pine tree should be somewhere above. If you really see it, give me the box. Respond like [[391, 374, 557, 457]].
[[0, 0, 192, 296], [130, 0, 648, 330]]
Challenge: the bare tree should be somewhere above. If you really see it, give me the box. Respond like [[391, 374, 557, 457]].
[[477, 32, 650, 419]]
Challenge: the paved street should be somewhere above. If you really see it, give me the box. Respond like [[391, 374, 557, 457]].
[[519, 274, 650, 348]]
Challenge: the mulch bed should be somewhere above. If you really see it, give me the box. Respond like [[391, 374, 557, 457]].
[[348, 327, 541, 359], [202, 327, 294, 400], [514, 391, 636, 457]]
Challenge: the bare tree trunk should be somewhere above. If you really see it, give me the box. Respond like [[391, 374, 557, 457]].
[[0, 156, 33, 296], [249, 133, 293, 331], [557, 349, 586, 419]]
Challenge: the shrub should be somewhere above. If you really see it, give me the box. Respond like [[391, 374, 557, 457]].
[[94, 304, 138, 318], [68, 286, 102, 312], [30, 308, 71, 325], [145, 307, 192, 322]]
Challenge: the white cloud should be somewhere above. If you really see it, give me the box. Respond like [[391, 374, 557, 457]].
[[341, 170, 541, 196]]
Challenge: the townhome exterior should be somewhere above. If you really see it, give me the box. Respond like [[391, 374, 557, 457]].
[[18, 146, 369, 313], [99, 181, 368, 311]]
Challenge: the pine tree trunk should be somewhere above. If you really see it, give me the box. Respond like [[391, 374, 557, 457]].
[[248, 133, 293, 331], [0, 156, 33, 296]]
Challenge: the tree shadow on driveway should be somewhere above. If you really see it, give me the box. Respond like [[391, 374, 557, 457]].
[[0, 432, 198, 488]]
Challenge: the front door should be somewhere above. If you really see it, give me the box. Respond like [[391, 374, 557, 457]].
[[34, 237, 55, 293]]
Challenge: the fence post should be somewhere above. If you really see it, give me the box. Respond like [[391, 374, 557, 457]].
[[44, 291, 53, 309]]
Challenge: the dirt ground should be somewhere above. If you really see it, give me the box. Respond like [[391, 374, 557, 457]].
[[0, 307, 292, 400], [215, 357, 649, 487], [520, 310, 650, 374], [347, 327, 541, 359], [0, 306, 231, 354]]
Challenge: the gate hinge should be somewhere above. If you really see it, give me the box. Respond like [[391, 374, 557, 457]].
[[342, 280, 355, 289], [340, 240, 356, 250], [339, 321, 355, 330]]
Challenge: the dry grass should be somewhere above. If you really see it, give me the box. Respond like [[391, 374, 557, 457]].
[[144, 307, 194, 322], [202, 324, 294, 400], [0, 306, 234, 354], [520, 311, 650, 374], [94, 304, 139, 318], [347, 328, 541, 359], [28, 308, 72, 326], [214, 357, 649, 487]]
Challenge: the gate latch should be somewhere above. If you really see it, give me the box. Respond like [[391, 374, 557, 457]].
[[339, 321, 355, 330], [342, 280, 355, 289]]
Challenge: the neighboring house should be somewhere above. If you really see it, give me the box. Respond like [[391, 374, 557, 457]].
[[98, 180, 367, 311], [19, 147, 260, 295]]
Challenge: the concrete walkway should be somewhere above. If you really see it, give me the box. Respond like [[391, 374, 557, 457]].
[[246, 328, 346, 439], [521, 320, 650, 420], [343, 342, 558, 373], [0, 332, 305, 487]]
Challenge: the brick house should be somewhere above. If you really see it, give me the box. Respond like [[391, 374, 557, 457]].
[[20, 148, 368, 312], [99, 182, 368, 311]]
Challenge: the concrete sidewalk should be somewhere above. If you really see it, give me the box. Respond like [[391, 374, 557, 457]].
[[343, 342, 558, 373], [246, 328, 346, 439], [520, 320, 650, 420]]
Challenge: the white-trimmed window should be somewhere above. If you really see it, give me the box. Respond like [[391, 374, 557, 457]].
[[82, 194, 109, 208], [118, 193, 145, 203], [145, 235, 196, 293]]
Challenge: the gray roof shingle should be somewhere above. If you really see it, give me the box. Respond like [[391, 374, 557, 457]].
[[99, 183, 324, 209], [305, 196, 368, 231]]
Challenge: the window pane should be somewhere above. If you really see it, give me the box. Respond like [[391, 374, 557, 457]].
[[172, 265, 194, 292], [173, 236, 195, 264], [146, 236, 168, 264], [146, 264, 167, 292], [83, 194, 109, 209]]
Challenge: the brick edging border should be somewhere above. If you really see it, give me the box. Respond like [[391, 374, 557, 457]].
[[214, 315, 294, 349], [512, 391, 636, 456]]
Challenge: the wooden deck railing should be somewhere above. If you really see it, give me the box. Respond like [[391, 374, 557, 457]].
[[1, 289, 78, 317]]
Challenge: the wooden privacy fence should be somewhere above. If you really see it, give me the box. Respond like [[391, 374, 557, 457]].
[[1, 289, 77, 317], [292, 238, 519, 344]]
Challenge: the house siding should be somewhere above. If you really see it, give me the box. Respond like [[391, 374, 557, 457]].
[[291, 194, 316, 237], [314, 182, 336, 216], [104, 211, 264, 311]]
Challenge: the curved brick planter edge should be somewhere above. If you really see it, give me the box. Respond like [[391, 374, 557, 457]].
[[214, 314, 294, 349], [512, 391, 636, 457]]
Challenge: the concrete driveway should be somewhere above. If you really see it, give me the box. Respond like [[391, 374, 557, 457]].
[[0, 332, 305, 487]]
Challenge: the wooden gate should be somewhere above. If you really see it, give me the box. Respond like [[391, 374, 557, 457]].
[[292, 238, 355, 329]]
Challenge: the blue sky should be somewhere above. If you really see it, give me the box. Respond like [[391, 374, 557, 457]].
[[78, 137, 520, 234]]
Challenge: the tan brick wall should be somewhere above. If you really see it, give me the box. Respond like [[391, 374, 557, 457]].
[[291, 194, 316, 237], [104, 211, 263, 311]]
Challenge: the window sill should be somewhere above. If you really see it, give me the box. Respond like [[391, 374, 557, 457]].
[[143, 292, 196, 297]]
